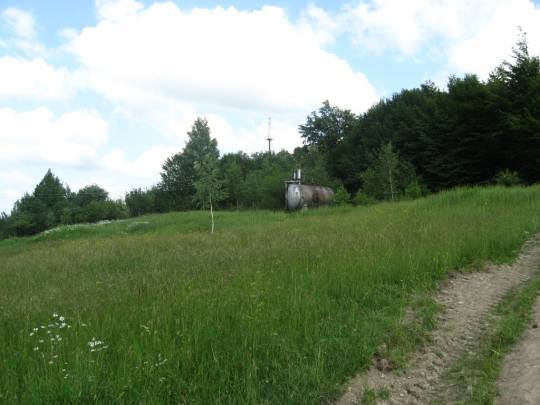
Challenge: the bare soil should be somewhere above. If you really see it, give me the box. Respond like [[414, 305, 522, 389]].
[[336, 235, 540, 405], [496, 297, 540, 405]]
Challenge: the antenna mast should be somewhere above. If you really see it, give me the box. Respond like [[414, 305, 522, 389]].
[[266, 117, 273, 154]]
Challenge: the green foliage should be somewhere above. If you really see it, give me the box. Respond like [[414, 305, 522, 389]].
[[494, 169, 522, 187], [2, 186, 540, 403], [333, 184, 350, 205], [293, 146, 333, 186], [352, 191, 375, 206], [73, 184, 109, 207], [299, 101, 358, 190], [193, 154, 227, 209], [194, 153, 227, 232], [0, 212, 9, 239], [298, 34, 540, 192], [7, 170, 68, 236], [160, 118, 219, 210], [220, 152, 249, 209], [404, 179, 427, 199], [125, 187, 156, 216], [360, 143, 419, 201], [1, 170, 127, 239]]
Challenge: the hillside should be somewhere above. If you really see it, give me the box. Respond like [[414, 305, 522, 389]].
[[2, 186, 540, 404]]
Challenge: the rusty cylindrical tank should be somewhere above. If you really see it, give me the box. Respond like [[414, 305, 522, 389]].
[[285, 182, 334, 211]]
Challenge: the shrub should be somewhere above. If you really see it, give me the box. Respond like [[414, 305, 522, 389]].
[[333, 185, 351, 206], [494, 169, 522, 187], [405, 179, 426, 199], [352, 191, 375, 206]]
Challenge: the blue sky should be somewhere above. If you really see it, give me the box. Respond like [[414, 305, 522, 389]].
[[1, 0, 540, 213]]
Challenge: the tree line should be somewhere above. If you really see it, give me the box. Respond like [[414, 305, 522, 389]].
[[1, 35, 538, 239], [303, 34, 539, 195], [0, 171, 127, 238]]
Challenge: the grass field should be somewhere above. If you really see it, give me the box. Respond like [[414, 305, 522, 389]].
[[2, 186, 540, 404]]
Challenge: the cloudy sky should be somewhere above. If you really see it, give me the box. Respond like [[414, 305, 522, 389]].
[[1, 0, 540, 212]]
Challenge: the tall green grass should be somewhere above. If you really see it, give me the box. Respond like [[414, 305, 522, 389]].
[[1, 186, 540, 404]]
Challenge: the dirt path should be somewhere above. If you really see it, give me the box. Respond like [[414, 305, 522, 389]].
[[496, 297, 540, 405], [337, 235, 540, 405]]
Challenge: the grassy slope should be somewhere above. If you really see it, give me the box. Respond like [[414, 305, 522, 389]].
[[1, 186, 540, 404]]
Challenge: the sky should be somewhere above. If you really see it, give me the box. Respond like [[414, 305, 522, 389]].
[[1, 0, 540, 213]]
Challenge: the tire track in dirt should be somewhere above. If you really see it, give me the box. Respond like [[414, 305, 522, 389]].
[[496, 296, 540, 404], [336, 235, 540, 405]]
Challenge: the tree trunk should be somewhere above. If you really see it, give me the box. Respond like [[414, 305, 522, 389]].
[[210, 195, 214, 234], [388, 165, 395, 202]]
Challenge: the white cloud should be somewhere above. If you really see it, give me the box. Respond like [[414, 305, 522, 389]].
[[0, 10, 73, 102], [67, 1, 377, 131], [0, 170, 35, 186], [299, 4, 341, 46], [1, 7, 46, 55], [0, 107, 108, 165], [95, 0, 143, 21], [2, 8, 36, 39], [0, 170, 37, 212], [346, 0, 496, 56], [346, 0, 540, 78], [0, 57, 77, 100], [102, 145, 177, 178], [447, 1, 540, 78], [207, 115, 301, 155]]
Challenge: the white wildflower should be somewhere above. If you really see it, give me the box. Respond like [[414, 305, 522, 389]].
[[33, 327, 38, 332], [59, 316, 65, 322], [29, 332, 34, 337], [88, 337, 107, 351], [53, 313, 58, 318], [33, 347, 39, 351]]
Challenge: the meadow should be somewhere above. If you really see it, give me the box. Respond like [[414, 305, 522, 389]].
[[2, 186, 540, 404]]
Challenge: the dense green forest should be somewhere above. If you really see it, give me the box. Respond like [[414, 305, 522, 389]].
[[1, 36, 538, 239]]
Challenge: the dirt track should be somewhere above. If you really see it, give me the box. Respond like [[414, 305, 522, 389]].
[[496, 296, 540, 404], [337, 235, 540, 404]]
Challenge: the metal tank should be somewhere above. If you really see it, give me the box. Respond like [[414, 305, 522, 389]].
[[285, 169, 334, 211]]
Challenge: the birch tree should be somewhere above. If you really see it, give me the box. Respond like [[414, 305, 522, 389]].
[[193, 153, 227, 233]]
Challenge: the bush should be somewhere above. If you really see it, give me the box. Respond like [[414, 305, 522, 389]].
[[333, 185, 351, 206], [405, 179, 426, 199], [126, 188, 157, 217], [352, 191, 375, 206], [359, 143, 419, 201], [494, 169, 522, 187]]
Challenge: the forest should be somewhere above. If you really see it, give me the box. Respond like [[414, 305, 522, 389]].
[[1, 36, 538, 239]]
